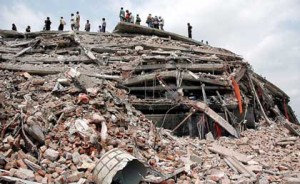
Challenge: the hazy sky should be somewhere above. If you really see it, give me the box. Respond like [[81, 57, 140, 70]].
[[0, 0, 299, 119]]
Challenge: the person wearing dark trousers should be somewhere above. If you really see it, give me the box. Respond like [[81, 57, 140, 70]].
[[58, 17, 65, 31], [12, 23, 17, 31], [25, 26, 31, 32], [102, 18, 106, 32], [187, 23, 192, 38], [45, 17, 51, 31]]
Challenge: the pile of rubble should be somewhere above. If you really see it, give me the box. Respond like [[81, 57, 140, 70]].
[[0, 22, 299, 184]]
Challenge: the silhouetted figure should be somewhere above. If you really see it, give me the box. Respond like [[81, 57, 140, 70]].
[[58, 17, 66, 31], [26, 26, 31, 32], [102, 18, 106, 32], [44, 17, 51, 31], [71, 13, 75, 30], [98, 25, 102, 32], [12, 24, 17, 31], [206, 41, 209, 45], [187, 23, 192, 38], [85, 20, 91, 32]]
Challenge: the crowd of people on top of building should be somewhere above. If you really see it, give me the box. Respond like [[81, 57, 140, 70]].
[[146, 14, 164, 30], [9, 8, 204, 42], [119, 7, 164, 30], [10, 11, 106, 33]]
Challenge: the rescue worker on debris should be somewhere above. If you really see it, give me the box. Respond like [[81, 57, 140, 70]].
[[125, 10, 130, 22], [135, 14, 141, 25], [159, 16, 164, 30], [25, 26, 31, 32], [187, 23, 192, 38], [58, 17, 66, 31], [129, 12, 134, 24], [98, 25, 102, 32], [119, 7, 125, 22], [146, 14, 152, 27], [12, 23, 17, 31], [85, 20, 91, 32], [44, 17, 51, 31], [102, 18, 106, 32], [153, 16, 159, 29], [70, 13, 76, 30], [76, 11, 80, 30]]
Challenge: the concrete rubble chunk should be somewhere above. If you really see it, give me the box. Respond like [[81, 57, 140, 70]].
[[44, 148, 59, 161], [14, 168, 35, 180]]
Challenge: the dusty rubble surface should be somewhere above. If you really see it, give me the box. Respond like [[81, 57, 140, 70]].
[[0, 24, 299, 184]]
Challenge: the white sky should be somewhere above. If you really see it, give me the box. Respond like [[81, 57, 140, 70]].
[[0, 0, 299, 119]]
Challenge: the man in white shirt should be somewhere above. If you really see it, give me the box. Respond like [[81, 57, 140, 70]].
[[159, 16, 164, 30]]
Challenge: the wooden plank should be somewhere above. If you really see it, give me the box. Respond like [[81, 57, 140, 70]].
[[123, 70, 230, 86], [122, 63, 225, 72], [208, 143, 250, 163]]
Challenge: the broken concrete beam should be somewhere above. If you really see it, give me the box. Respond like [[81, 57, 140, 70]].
[[122, 63, 226, 72], [191, 101, 238, 138], [17, 56, 94, 64], [140, 43, 241, 59], [125, 85, 231, 91], [0, 29, 24, 38], [114, 22, 205, 46], [224, 156, 256, 178], [0, 63, 63, 75], [208, 143, 250, 163], [123, 70, 230, 86]]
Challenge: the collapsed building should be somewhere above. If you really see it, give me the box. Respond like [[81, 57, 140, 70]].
[[0, 22, 299, 183]]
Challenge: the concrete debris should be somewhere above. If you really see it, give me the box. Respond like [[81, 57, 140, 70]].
[[0, 25, 299, 184]]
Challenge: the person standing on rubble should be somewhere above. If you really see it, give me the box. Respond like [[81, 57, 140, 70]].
[[85, 20, 91, 32], [119, 7, 125, 22], [98, 25, 102, 32], [159, 16, 164, 30], [58, 17, 66, 31], [125, 10, 130, 22], [70, 13, 76, 30], [146, 14, 152, 27], [44, 17, 51, 31], [135, 14, 141, 25], [153, 16, 159, 29], [187, 23, 192, 38], [12, 23, 17, 31], [25, 26, 31, 32], [102, 18, 106, 32], [76, 11, 80, 30], [130, 12, 134, 24]]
